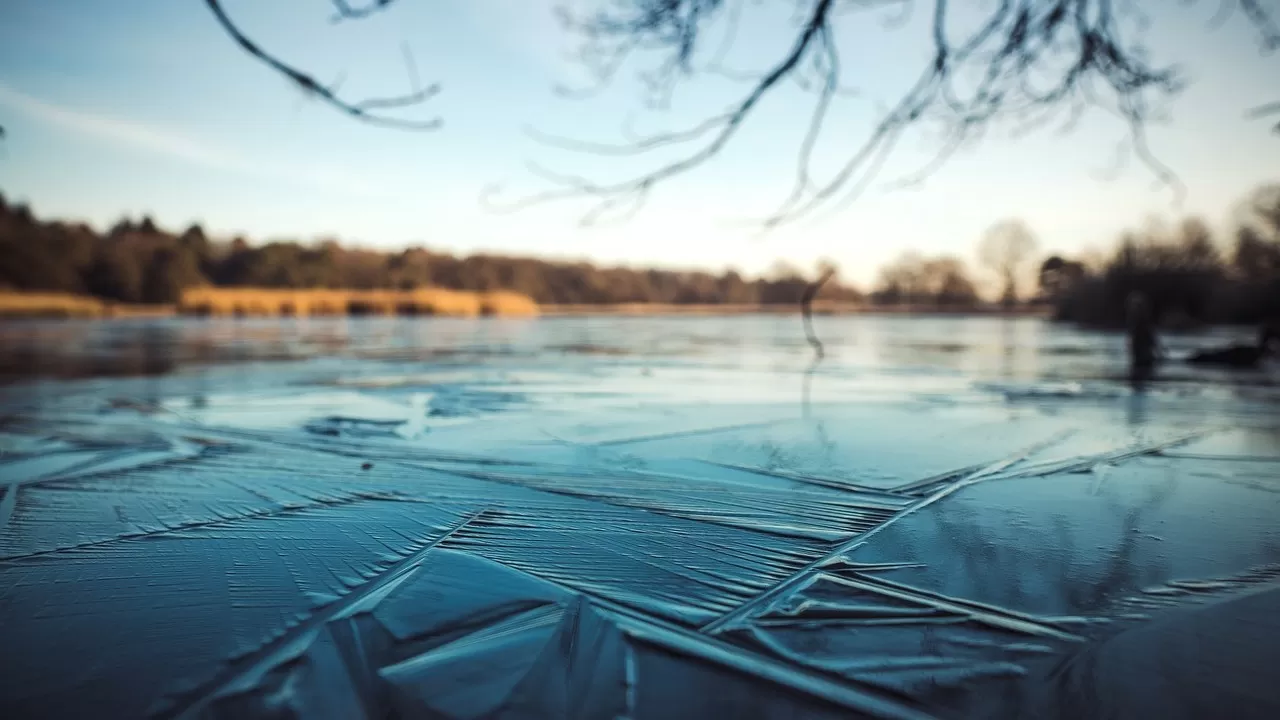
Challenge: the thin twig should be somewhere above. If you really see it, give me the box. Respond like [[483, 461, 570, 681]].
[[516, 0, 1261, 225], [801, 266, 836, 360], [800, 266, 836, 418], [205, 0, 440, 130]]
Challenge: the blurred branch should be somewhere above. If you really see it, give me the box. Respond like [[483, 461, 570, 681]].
[[204, 0, 440, 130], [1238, 0, 1280, 49], [1247, 101, 1280, 133], [199, 0, 1276, 218], [507, 0, 1280, 225], [330, 1, 397, 22], [800, 265, 836, 418], [801, 266, 836, 360]]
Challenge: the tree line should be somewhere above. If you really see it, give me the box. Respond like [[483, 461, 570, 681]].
[[5, 181, 1277, 323], [0, 194, 863, 306], [1040, 184, 1280, 327]]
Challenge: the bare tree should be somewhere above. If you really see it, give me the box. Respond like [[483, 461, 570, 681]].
[[980, 219, 1039, 307], [873, 251, 979, 306], [1038, 255, 1086, 301], [206, 1, 1280, 223]]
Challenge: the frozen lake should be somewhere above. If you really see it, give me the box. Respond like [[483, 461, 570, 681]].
[[1, 315, 1278, 718]]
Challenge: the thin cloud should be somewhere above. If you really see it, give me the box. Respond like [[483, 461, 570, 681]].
[[0, 83, 388, 198]]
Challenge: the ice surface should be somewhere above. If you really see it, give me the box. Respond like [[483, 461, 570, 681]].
[[1, 315, 1278, 718]]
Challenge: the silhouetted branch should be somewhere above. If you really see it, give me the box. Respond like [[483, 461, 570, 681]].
[[205, 0, 440, 130], [500, 0, 839, 224], [201, 0, 1276, 219], [1238, 0, 1280, 49], [1248, 101, 1280, 133], [330, 0, 397, 22], [801, 266, 836, 360], [511, 0, 1274, 225], [800, 265, 836, 418]]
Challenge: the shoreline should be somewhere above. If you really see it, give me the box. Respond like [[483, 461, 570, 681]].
[[539, 302, 1050, 317], [0, 305, 1054, 320], [0, 290, 1052, 319]]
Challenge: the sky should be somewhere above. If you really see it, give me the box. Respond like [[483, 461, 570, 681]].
[[1, 0, 1278, 289]]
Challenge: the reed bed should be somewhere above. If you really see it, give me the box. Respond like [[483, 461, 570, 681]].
[[178, 288, 539, 317], [0, 292, 107, 317]]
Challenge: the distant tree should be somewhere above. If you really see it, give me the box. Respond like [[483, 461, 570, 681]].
[[509, 259, 550, 301], [389, 247, 432, 289], [873, 252, 977, 307], [108, 218, 136, 239], [178, 223, 215, 276], [6, 202, 34, 226], [1238, 184, 1280, 236], [1234, 227, 1280, 281], [1172, 217, 1222, 272], [0, 197, 863, 309], [180, 223, 206, 244], [340, 248, 392, 289], [0, 236, 62, 291], [1232, 185, 1280, 279], [143, 247, 207, 303], [759, 261, 810, 304], [873, 251, 924, 305], [926, 257, 980, 307], [979, 221, 1039, 308], [717, 270, 758, 305], [1038, 255, 1086, 302], [810, 259, 861, 303], [86, 245, 144, 303], [458, 255, 504, 292]]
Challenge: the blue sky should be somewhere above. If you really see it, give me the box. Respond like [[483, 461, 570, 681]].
[[1, 0, 1277, 287]]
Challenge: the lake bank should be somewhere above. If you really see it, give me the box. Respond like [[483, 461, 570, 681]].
[[2, 290, 1051, 320], [0, 288, 540, 319], [540, 302, 1051, 317]]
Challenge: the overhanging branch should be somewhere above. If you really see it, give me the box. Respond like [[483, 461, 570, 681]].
[[205, 0, 440, 130]]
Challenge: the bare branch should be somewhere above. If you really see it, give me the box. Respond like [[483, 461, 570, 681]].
[[800, 264, 836, 418], [801, 266, 836, 360], [205, 0, 1277, 221], [205, 0, 440, 130], [1239, 0, 1280, 50], [524, 113, 732, 156], [330, 0, 397, 22], [512, 0, 1212, 226], [512, 0, 839, 223], [1248, 101, 1280, 133]]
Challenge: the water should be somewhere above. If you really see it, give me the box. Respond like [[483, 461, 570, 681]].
[[1, 315, 1278, 719]]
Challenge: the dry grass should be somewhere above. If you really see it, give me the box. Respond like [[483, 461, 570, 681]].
[[0, 292, 175, 318], [178, 288, 539, 317], [477, 290, 540, 317], [0, 288, 540, 319], [0, 292, 107, 317]]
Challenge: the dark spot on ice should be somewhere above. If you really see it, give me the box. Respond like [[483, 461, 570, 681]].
[[362, 462, 374, 471]]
